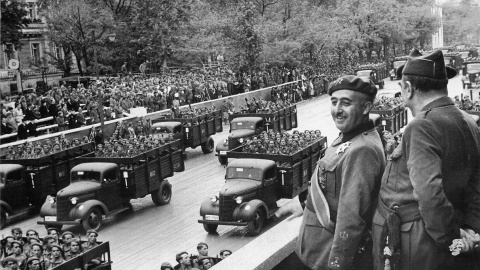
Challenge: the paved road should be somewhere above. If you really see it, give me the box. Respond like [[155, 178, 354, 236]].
[[1, 75, 474, 269]]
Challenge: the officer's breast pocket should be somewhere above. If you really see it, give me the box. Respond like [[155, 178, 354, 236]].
[[320, 162, 337, 198]]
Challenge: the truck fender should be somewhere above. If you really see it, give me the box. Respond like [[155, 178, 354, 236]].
[[70, 200, 109, 220], [233, 199, 267, 221], [215, 141, 229, 153], [39, 196, 57, 217], [199, 198, 219, 217], [0, 200, 13, 215]]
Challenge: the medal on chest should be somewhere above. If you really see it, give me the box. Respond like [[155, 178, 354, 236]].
[[335, 141, 351, 155]]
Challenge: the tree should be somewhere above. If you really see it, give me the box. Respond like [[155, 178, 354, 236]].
[[1, 0, 29, 50]]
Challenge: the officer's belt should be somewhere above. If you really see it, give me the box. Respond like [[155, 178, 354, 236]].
[[377, 198, 421, 223]]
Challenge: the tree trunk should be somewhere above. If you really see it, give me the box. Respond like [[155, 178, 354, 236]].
[[73, 49, 84, 76]]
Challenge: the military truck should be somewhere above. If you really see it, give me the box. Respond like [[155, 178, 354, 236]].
[[391, 56, 409, 80], [444, 52, 464, 73], [38, 140, 184, 231], [201, 137, 327, 235], [354, 64, 387, 89], [151, 110, 222, 155], [0, 143, 95, 228], [462, 57, 480, 89], [51, 241, 112, 270], [215, 105, 298, 165]]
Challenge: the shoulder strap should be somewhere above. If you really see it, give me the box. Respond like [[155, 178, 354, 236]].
[[310, 164, 335, 232]]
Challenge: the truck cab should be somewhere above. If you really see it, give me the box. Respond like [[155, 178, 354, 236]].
[[462, 59, 480, 89], [444, 53, 463, 73], [355, 68, 385, 89], [215, 117, 264, 165], [199, 159, 279, 236], [391, 59, 407, 80], [0, 164, 37, 228]]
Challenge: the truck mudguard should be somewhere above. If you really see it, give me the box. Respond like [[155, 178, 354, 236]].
[[215, 142, 229, 153], [0, 201, 13, 214], [69, 200, 109, 220], [199, 198, 219, 216], [233, 199, 267, 221]]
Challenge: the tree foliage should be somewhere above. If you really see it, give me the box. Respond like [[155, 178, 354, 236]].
[[1, 0, 29, 50]]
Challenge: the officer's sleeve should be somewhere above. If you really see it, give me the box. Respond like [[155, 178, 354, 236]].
[[404, 119, 459, 250], [328, 145, 383, 269]]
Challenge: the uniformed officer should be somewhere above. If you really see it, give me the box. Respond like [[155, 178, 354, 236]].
[[276, 75, 386, 270], [372, 50, 480, 270]]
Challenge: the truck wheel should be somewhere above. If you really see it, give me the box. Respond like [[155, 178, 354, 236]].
[[0, 211, 6, 229], [82, 207, 102, 231], [218, 156, 227, 165], [247, 207, 266, 236], [203, 223, 218, 234], [201, 137, 215, 154], [44, 224, 63, 231], [152, 181, 172, 206]]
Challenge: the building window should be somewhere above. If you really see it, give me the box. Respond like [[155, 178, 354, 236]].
[[28, 2, 37, 19], [4, 44, 16, 67], [31, 43, 41, 65], [52, 43, 63, 60]]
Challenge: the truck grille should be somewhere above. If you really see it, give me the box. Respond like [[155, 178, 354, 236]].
[[56, 196, 71, 221], [219, 195, 236, 221]]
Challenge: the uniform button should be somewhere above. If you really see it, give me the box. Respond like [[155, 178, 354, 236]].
[[308, 181, 311, 186], [322, 167, 325, 171], [364, 132, 368, 135]]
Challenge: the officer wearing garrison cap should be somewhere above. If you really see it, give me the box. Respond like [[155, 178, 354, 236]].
[[276, 75, 386, 270], [372, 49, 480, 270]]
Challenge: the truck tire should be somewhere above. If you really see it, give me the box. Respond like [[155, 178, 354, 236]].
[[247, 207, 266, 236], [218, 156, 227, 165], [152, 180, 172, 206], [82, 207, 102, 231], [203, 223, 218, 234], [0, 211, 6, 229], [201, 137, 215, 154]]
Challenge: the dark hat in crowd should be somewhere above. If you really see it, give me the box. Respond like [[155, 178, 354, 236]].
[[1, 257, 18, 267], [328, 75, 377, 99], [397, 49, 457, 80]]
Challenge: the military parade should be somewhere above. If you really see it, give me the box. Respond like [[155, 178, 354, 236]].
[[2, 0, 480, 269]]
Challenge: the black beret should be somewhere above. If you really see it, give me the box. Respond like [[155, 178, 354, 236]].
[[328, 75, 377, 99], [398, 49, 457, 80]]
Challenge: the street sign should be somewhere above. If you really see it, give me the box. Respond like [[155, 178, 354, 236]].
[[8, 59, 20, 70]]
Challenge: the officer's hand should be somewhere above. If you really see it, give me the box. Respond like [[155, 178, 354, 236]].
[[464, 228, 480, 249], [460, 229, 476, 253], [275, 198, 303, 221]]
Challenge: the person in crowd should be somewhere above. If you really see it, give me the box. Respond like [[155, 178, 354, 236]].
[[10, 228, 24, 245], [12, 103, 24, 123], [82, 230, 99, 252], [219, 249, 232, 260], [60, 231, 74, 252], [161, 262, 175, 270], [17, 118, 28, 140], [26, 119, 37, 138], [8, 241, 26, 269], [275, 75, 386, 270], [42, 236, 55, 261], [1, 257, 19, 270], [39, 100, 49, 118], [198, 258, 212, 270], [25, 257, 41, 270], [174, 252, 199, 270], [76, 107, 85, 127], [373, 50, 480, 270], [5, 112, 18, 132], [64, 238, 82, 260], [1, 116, 13, 135], [45, 244, 65, 269]]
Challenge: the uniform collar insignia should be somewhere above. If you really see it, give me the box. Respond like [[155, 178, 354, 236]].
[[336, 141, 351, 155]]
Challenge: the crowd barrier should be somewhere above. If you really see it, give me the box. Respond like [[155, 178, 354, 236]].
[[0, 81, 301, 157]]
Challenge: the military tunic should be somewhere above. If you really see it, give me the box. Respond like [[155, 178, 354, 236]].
[[296, 121, 385, 270], [372, 97, 480, 270]]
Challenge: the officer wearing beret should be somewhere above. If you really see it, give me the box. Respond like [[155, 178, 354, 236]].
[[372, 50, 480, 270], [276, 75, 386, 270], [1, 256, 19, 270]]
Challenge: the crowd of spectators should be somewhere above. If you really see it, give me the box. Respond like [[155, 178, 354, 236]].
[[160, 242, 232, 270], [0, 227, 103, 270]]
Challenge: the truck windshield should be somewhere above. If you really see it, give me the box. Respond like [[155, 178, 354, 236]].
[[459, 52, 469, 59], [444, 58, 451, 64], [226, 167, 263, 181], [393, 61, 406, 68], [231, 122, 255, 130], [467, 63, 480, 73], [356, 70, 372, 77], [72, 171, 101, 182]]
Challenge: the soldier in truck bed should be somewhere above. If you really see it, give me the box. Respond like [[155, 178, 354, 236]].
[[275, 75, 386, 270]]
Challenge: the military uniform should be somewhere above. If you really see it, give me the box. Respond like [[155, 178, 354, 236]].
[[372, 97, 480, 270], [296, 121, 385, 270]]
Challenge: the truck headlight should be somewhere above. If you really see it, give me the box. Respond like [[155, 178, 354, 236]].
[[70, 197, 78, 205], [239, 138, 244, 143], [235, 196, 243, 204], [210, 195, 218, 202], [223, 139, 228, 145], [48, 196, 56, 204]]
